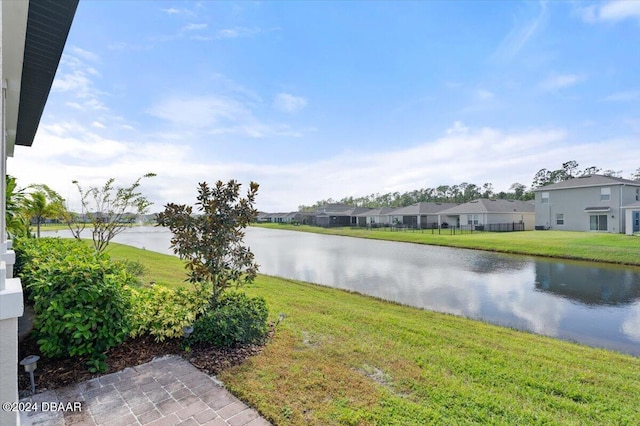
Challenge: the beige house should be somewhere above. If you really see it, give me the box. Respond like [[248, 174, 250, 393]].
[[1, 2, 78, 425], [438, 199, 536, 231]]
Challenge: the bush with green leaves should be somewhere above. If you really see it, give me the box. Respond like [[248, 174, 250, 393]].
[[128, 283, 209, 341], [113, 259, 147, 285], [15, 238, 134, 372], [187, 292, 268, 347]]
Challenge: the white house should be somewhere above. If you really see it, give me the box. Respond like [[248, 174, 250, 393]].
[[533, 175, 640, 234], [1, 2, 78, 425]]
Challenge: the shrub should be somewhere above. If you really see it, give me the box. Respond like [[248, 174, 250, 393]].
[[187, 292, 268, 347], [15, 237, 134, 372], [128, 283, 209, 342], [113, 259, 147, 284]]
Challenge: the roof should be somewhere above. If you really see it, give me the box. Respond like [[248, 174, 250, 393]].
[[533, 175, 640, 191], [355, 207, 397, 217], [388, 202, 459, 216], [315, 203, 354, 214], [15, 0, 79, 147], [438, 199, 535, 215], [315, 205, 372, 216]]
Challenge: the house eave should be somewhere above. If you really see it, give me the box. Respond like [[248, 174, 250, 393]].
[[2, 0, 30, 157], [13, 0, 79, 150], [583, 207, 611, 213]]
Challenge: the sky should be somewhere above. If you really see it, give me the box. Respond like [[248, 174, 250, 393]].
[[8, 0, 640, 213]]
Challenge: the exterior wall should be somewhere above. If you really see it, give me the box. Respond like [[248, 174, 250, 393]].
[[535, 185, 639, 233], [458, 213, 534, 230], [0, 316, 19, 426], [365, 215, 392, 226], [2, 4, 28, 424]]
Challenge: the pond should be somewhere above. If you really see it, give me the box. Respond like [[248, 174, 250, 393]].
[[44, 226, 640, 356]]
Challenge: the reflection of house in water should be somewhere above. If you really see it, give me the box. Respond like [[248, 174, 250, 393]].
[[535, 261, 640, 306], [468, 254, 530, 274]]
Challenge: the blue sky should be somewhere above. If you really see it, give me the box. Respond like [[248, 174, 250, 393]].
[[9, 0, 640, 212]]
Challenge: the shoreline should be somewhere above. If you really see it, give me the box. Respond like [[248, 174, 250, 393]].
[[252, 223, 640, 268]]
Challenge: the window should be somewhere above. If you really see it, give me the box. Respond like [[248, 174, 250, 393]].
[[590, 215, 607, 231], [600, 187, 610, 201], [556, 214, 564, 225], [636, 188, 639, 201], [467, 214, 480, 225], [541, 192, 549, 204]]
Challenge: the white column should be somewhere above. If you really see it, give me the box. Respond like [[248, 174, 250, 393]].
[[1, 4, 24, 425]]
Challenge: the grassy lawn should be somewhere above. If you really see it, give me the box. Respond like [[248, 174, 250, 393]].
[[104, 243, 186, 288], [108, 243, 640, 425], [254, 223, 640, 266]]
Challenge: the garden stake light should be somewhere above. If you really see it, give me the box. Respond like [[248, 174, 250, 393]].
[[20, 355, 40, 395]]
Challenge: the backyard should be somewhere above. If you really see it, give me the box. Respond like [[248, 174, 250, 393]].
[[100, 243, 640, 425]]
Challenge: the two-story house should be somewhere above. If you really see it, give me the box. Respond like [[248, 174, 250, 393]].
[[534, 175, 640, 234]]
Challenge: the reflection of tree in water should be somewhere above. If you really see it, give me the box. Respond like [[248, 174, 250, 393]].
[[535, 261, 640, 306]]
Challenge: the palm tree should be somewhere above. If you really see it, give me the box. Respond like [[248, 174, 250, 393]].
[[22, 187, 66, 238], [5, 175, 30, 238]]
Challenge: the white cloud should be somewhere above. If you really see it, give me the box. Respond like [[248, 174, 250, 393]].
[[108, 42, 153, 51], [604, 90, 640, 101], [475, 89, 495, 100], [71, 47, 99, 62], [492, 1, 548, 61], [148, 96, 253, 130], [92, 121, 105, 129], [147, 93, 307, 139], [273, 93, 307, 113], [579, 1, 640, 23], [539, 73, 587, 91], [52, 50, 108, 112], [446, 121, 469, 135], [11, 114, 640, 213], [161, 8, 180, 15], [216, 27, 262, 39], [184, 23, 207, 31]]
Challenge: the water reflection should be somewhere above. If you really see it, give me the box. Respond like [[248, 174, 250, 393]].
[[535, 262, 640, 306], [43, 226, 640, 355], [241, 227, 640, 355]]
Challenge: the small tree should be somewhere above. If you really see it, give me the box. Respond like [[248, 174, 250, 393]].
[[70, 173, 156, 253], [157, 180, 259, 305], [22, 185, 66, 238]]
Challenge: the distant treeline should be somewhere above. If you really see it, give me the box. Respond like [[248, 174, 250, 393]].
[[299, 161, 640, 211]]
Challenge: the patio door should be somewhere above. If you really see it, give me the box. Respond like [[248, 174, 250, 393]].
[[589, 214, 608, 231]]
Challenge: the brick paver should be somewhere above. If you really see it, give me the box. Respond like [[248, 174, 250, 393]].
[[20, 355, 271, 426]]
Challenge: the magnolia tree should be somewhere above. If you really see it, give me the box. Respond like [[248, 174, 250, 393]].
[[156, 180, 259, 305], [69, 173, 156, 253]]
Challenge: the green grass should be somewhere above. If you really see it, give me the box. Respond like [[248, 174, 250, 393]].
[[254, 224, 640, 266], [104, 243, 187, 288], [107, 243, 640, 425]]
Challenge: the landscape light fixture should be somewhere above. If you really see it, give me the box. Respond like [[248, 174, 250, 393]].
[[20, 355, 40, 395], [183, 325, 194, 339], [276, 312, 287, 328]]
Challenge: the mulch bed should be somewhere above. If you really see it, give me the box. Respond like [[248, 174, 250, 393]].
[[18, 328, 273, 398]]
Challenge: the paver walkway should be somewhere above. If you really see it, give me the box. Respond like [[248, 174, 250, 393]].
[[19, 355, 271, 426]]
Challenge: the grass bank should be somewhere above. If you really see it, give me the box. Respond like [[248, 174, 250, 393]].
[[108, 243, 640, 425], [254, 223, 640, 266]]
